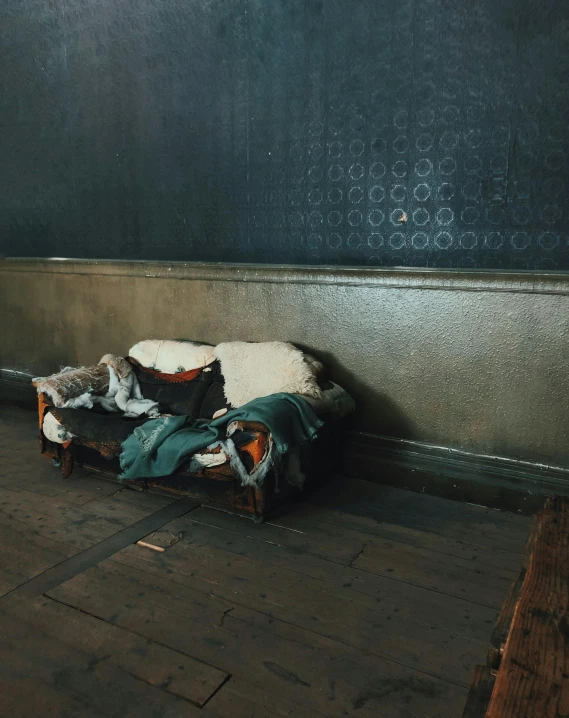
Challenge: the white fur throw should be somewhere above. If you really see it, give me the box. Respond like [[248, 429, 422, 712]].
[[129, 340, 215, 373], [214, 341, 322, 408]]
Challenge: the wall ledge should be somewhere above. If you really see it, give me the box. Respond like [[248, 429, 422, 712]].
[[2, 257, 569, 295]]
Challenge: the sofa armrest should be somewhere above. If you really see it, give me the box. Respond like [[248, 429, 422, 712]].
[[37, 392, 54, 428], [227, 421, 270, 470]]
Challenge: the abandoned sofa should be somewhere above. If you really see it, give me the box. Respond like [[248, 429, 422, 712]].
[[33, 340, 355, 520]]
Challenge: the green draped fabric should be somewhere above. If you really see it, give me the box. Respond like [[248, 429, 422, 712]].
[[119, 393, 324, 480]]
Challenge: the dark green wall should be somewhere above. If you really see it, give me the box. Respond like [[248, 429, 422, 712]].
[[1, 0, 568, 268]]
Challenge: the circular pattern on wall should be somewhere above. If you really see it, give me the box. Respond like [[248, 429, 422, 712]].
[[348, 186, 364, 203], [308, 189, 322, 204], [390, 233, 406, 249], [259, 33, 569, 271], [368, 210, 385, 226], [436, 208, 454, 225], [308, 211, 323, 227], [485, 232, 504, 249], [392, 160, 408, 177], [415, 159, 432, 176], [412, 232, 429, 249], [368, 233, 383, 249], [416, 133, 434, 152], [414, 183, 430, 202], [461, 207, 479, 224], [461, 232, 478, 249], [350, 140, 365, 156], [413, 208, 430, 226], [348, 210, 362, 226], [390, 185, 407, 202], [308, 166, 322, 182], [438, 183, 454, 200], [328, 188, 342, 204], [538, 232, 559, 250], [511, 232, 530, 250], [349, 163, 365, 180], [435, 231, 453, 249], [439, 157, 457, 175], [328, 211, 342, 226], [369, 185, 385, 202], [328, 165, 344, 181], [328, 141, 342, 158], [370, 162, 386, 179], [393, 135, 409, 153]]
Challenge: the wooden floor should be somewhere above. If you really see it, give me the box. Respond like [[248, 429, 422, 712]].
[[0, 404, 532, 717]]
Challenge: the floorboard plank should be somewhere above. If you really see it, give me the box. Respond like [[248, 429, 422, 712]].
[[1, 594, 228, 708], [304, 483, 532, 551], [352, 540, 515, 608], [113, 534, 495, 685], [0, 608, 205, 717], [150, 512, 517, 612], [0, 663, 108, 718], [0, 486, 176, 551], [0, 521, 76, 596], [190, 507, 518, 607], [0, 467, 120, 504], [192, 506, 367, 564], [0, 499, 199, 600], [48, 560, 469, 717], [275, 501, 526, 571], [311, 477, 532, 530], [202, 676, 322, 717]]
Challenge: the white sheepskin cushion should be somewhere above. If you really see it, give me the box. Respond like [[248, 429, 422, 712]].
[[129, 340, 215, 374], [214, 341, 322, 408]]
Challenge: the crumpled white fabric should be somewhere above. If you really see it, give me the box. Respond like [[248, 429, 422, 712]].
[[189, 445, 229, 472], [61, 365, 160, 418]]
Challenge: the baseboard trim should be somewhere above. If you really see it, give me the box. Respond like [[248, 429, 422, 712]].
[[344, 432, 569, 514], [0, 369, 36, 407]]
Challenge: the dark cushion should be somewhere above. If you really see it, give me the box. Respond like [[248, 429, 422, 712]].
[[131, 360, 229, 418], [51, 408, 147, 450]]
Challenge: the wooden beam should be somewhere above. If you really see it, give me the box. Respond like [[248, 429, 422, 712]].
[[486, 497, 569, 717]]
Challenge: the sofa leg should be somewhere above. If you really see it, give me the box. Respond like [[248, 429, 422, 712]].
[[60, 449, 74, 479]]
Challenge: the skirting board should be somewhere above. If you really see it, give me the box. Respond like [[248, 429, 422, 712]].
[[344, 432, 569, 514], [0, 369, 36, 406]]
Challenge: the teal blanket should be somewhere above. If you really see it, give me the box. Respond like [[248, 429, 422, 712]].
[[119, 393, 324, 480]]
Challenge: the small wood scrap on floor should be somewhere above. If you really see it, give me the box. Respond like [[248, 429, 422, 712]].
[[136, 529, 184, 552]]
